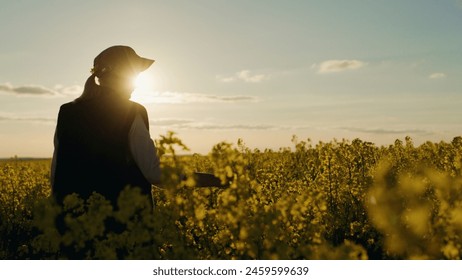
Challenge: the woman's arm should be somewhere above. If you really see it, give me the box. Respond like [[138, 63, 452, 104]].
[[128, 114, 161, 185]]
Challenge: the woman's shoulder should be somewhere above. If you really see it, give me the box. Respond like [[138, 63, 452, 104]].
[[58, 100, 80, 113], [129, 100, 148, 114]]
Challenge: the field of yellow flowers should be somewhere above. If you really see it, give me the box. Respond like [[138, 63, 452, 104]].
[[1, 132, 462, 260]]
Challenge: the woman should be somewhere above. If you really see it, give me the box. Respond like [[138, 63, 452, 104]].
[[51, 45, 161, 206]]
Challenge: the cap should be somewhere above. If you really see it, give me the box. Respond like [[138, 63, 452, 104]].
[[91, 45, 154, 77]]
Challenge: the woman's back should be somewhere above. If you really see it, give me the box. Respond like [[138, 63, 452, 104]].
[[52, 89, 151, 205]]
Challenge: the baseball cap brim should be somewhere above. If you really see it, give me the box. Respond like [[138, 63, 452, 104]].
[[137, 57, 155, 72]]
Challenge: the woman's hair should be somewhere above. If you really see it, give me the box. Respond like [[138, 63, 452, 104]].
[[74, 73, 101, 102]]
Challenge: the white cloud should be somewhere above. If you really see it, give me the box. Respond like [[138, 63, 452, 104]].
[[429, 72, 446, 79], [151, 119, 279, 130], [0, 113, 55, 124], [54, 84, 83, 95], [218, 70, 269, 83], [317, 59, 366, 74], [0, 82, 82, 96], [150, 120, 319, 131], [191, 123, 276, 130], [339, 127, 431, 135], [0, 82, 58, 95], [219, 76, 236, 83], [150, 118, 194, 126], [236, 70, 268, 83], [132, 91, 259, 104]]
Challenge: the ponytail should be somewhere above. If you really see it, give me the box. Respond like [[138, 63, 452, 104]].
[[75, 74, 100, 102]]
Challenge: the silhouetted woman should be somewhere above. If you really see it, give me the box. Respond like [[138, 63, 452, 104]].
[[51, 45, 161, 206]]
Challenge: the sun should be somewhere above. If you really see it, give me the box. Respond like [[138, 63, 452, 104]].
[[134, 71, 154, 90], [130, 72, 157, 104]]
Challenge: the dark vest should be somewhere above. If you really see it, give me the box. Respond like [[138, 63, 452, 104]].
[[53, 90, 151, 205]]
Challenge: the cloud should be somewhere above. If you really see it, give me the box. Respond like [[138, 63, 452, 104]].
[[0, 82, 83, 96], [0, 114, 56, 124], [133, 91, 259, 104], [219, 76, 237, 83], [1, 81, 256, 104], [54, 84, 83, 95], [150, 118, 279, 130], [237, 70, 268, 83], [150, 118, 194, 126], [429, 72, 446, 79], [218, 70, 269, 83], [0, 83, 58, 95], [317, 60, 367, 74], [191, 123, 276, 130], [339, 127, 430, 135]]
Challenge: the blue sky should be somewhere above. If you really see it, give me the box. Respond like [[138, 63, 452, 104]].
[[1, 0, 462, 157]]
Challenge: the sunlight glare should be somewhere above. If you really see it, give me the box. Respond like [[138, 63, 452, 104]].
[[134, 72, 154, 90], [131, 72, 157, 105]]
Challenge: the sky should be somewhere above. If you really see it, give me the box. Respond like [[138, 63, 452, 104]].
[[1, 0, 462, 157]]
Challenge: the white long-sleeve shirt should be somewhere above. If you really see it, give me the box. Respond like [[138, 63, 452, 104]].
[[51, 114, 161, 187]]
